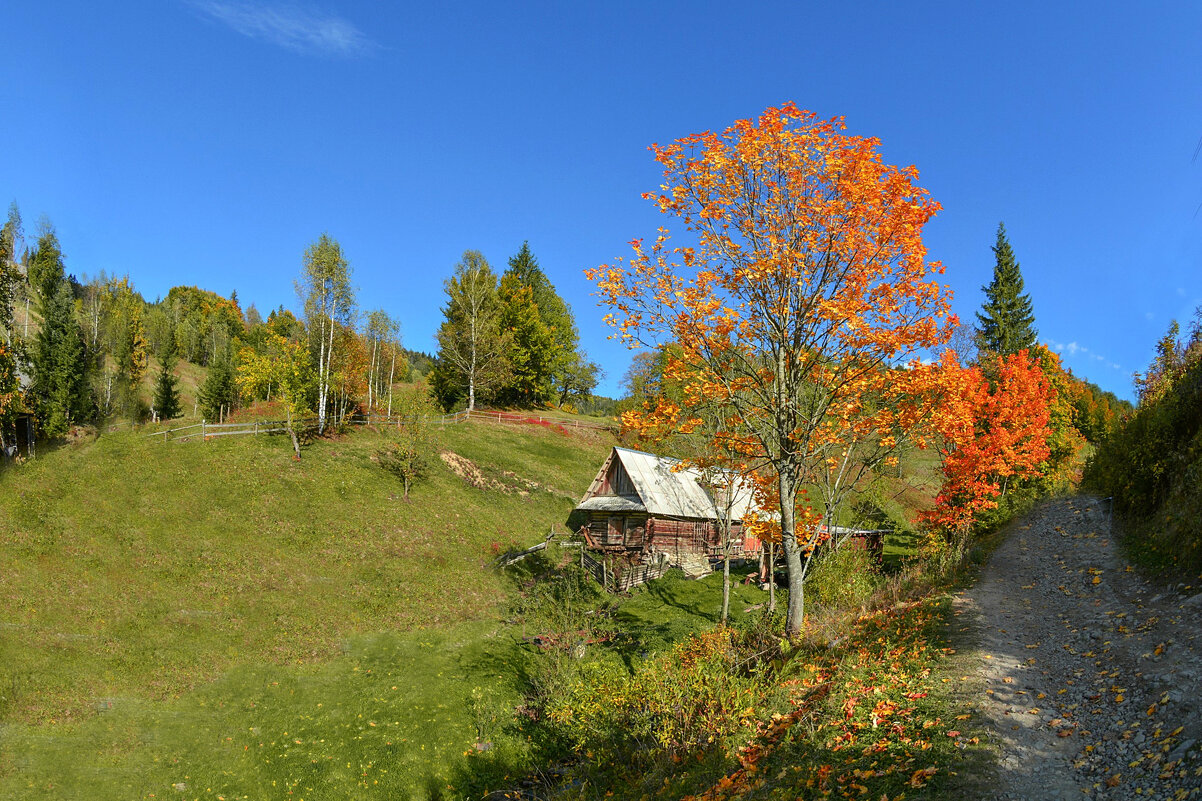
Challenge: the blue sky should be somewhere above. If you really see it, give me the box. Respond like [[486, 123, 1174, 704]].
[[3, 1, 1200, 401]]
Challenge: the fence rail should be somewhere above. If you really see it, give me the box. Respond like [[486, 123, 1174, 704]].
[[146, 411, 469, 443], [466, 409, 615, 432], [144, 407, 608, 444], [580, 550, 612, 591]]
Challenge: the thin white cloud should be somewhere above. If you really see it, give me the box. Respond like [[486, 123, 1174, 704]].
[[189, 1, 375, 57], [1049, 340, 1087, 356], [1145, 311, 1156, 320], [1047, 338, 1112, 366]]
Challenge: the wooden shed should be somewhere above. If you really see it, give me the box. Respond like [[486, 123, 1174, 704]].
[[572, 447, 763, 576]]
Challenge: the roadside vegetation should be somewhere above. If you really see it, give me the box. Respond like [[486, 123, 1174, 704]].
[[1084, 310, 1202, 575]]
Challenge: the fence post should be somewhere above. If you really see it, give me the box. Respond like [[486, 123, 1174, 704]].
[[201, 418, 206, 441]]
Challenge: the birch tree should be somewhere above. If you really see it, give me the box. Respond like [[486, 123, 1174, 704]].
[[364, 309, 400, 412], [298, 234, 354, 434], [0, 205, 23, 347], [433, 251, 510, 411]]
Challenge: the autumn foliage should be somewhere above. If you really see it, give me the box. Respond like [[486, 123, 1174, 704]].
[[921, 349, 1055, 541], [588, 103, 955, 636], [0, 342, 21, 442]]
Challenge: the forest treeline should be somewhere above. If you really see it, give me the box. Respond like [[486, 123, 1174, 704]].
[[1085, 308, 1202, 573], [0, 203, 605, 453]]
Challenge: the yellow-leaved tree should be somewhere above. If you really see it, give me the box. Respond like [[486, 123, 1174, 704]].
[[236, 333, 316, 458]]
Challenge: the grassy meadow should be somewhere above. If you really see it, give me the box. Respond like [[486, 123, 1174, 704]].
[[0, 418, 612, 797], [0, 412, 943, 799]]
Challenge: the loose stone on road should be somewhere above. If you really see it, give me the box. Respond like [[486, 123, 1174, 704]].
[[955, 496, 1202, 800]]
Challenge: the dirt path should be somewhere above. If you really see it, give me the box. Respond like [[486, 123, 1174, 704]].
[[954, 496, 1202, 800]]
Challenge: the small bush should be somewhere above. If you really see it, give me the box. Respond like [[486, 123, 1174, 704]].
[[544, 628, 761, 767], [808, 544, 879, 612]]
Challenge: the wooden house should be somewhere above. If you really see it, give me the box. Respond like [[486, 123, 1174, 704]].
[[573, 447, 763, 576]]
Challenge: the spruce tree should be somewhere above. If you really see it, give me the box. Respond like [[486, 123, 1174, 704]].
[[976, 223, 1037, 356], [153, 352, 182, 421], [198, 355, 235, 420], [28, 230, 90, 437], [496, 242, 580, 406]]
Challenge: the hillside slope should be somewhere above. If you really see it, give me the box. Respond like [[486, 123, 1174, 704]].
[[1, 419, 611, 723]]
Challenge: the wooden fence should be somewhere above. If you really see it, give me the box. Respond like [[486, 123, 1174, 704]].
[[579, 549, 614, 591], [147, 411, 470, 443], [463, 409, 616, 432], [575, 548, 670, 593], [146, 407, 611, 443]]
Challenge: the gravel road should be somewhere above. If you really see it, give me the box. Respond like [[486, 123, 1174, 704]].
[[954, 496, 1202, 800]]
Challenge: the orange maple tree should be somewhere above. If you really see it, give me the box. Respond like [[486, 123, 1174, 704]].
[[588, 104, 955, 637], [921, 348, 1055, 544]]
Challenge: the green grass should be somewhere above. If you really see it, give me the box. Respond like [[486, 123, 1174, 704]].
[[2, 622, 527, 800], [0, 419, 613, 798], [0, 410, 948, 799], [614, 567, 772, 652]]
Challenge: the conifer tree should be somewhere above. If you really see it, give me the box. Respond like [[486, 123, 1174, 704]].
[[496, 242, 590, 406], [153, 351, 183, 421], [198, 355, 235, 420], [976, 223, 1037, 356], [28, 229, 89, 437]]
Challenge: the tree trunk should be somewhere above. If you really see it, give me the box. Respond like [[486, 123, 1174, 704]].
[[721, 550, 731, 624], [368, 336, 377, 410], [387, 350, 396, 418], [779, 470, 806, 639], [289, 428, 301, 459], [403, 475, 410, 502], [468, 347, 476, 412], [767, 540, 776, 613]]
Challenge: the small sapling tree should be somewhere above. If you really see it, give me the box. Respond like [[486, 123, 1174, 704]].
[[374, 383, 439, 501]]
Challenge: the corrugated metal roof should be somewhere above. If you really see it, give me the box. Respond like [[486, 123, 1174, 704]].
[[580, 447, 758, 521], [577, 495, 646, 513]]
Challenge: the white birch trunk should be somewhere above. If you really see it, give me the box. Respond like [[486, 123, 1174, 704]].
[[387, 348, 396, 417]]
